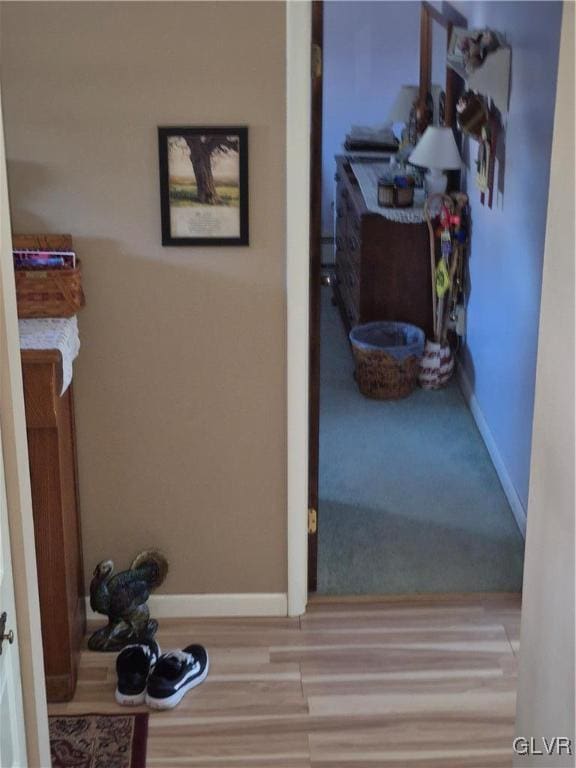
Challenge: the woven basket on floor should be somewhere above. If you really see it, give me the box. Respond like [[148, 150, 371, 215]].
[[14, 234, 85, 318], [350, 321, 425, 400], [352, 347, 422, 399]]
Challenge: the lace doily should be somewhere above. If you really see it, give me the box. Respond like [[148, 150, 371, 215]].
[[19, 316, 80, 395], [350, 162, 427, 224]]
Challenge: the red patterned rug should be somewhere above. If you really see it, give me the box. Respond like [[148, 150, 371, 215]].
[[49, 713, 148, 768]]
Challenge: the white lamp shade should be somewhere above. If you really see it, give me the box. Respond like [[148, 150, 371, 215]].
[[387, 85, 419, 124], [408, 126, 462, 170]]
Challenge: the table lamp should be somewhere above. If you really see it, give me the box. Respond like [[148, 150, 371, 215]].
[[408, 126, 462, 195]]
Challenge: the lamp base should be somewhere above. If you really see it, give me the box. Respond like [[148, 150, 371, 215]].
[[424, 168, 448, 196]]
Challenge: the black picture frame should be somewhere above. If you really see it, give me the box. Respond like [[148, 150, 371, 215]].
[[158, 126, 249, 246]]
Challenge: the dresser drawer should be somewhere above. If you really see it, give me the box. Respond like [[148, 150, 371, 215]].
[[349, 208, 361, 237], [335, 231, 347, 261], [335, 194, 348, 225], [342, 264, 360, 311], [335, 233, 349, 272], [335, 252, 360, 325], [346, 231, 361, 270], [341, 284, 359, 328]]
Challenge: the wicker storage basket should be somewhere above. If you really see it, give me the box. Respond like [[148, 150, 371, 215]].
[[392, 185, 414, 208], [350, 321, 425, 400], [13, 234, 85, 318], [377, 181, 414, 209]]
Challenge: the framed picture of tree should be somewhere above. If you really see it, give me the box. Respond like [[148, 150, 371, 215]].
[[158, 126, 249, 246]]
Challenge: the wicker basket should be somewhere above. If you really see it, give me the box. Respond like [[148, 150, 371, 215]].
[[13, 234, 85, 318], [350, 321, 425, 400], [352, 347, 422, 399], [392, 185, 414, 208], [377, 181, 414, 209]]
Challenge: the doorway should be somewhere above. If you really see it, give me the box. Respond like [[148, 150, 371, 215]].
[[286, 0, 574, 748], [305, 0, 559, 595]]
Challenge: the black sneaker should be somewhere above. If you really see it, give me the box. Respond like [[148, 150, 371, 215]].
[[145, 644, 209, 710], [115, 640, 161, 706]]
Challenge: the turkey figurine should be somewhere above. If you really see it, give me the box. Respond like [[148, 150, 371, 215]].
[[88, 550, 168, 652]]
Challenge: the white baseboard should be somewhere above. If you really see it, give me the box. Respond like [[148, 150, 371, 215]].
[[457, 363, 527, 538], [85, 593, 288, 621]]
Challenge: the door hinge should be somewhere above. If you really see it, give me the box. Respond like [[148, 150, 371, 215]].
[[308, 508, 318, 534], [0, 612, 14, 655], [311, 43, 322, 79]]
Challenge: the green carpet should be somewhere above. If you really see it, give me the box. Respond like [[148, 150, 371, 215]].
[[317, 286, 525, 594]]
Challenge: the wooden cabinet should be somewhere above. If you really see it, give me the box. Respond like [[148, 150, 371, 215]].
[[333, 156, 434, 337], [21, 350, 85, 702]]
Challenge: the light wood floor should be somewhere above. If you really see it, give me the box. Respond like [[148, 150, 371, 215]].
[[49, 594, 521, 767]]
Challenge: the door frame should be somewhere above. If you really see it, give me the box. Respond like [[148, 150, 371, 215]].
[[286, 0, 312, 616], [286, 6, 575, 748], [0, 88, 51, 764], [285, 0, 571, 615], [307, 0, 324, 593]]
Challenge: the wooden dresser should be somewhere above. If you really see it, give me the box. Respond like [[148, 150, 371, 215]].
[[21, 350, 85, 702], [333, 156, 433, 337]]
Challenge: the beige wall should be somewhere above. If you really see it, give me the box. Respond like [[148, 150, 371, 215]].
[[514, 2, 575, 765], [0, 1, 287, 595]]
